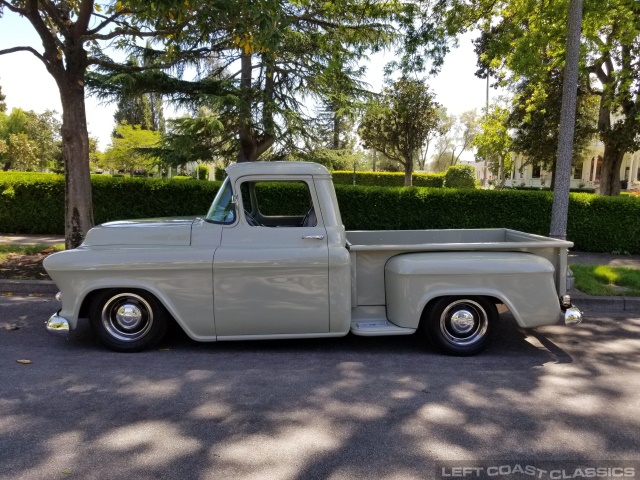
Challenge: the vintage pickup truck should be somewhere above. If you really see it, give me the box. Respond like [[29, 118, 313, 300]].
[[44, 162, 581, 355]]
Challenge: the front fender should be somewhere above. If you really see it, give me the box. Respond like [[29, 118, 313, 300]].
[[44, 247, 217, 340], [384, 251, 561, 329]]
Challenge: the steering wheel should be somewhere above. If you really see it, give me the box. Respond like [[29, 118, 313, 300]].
[[300, 205, 314, 227], [244, 210, 260, 227]]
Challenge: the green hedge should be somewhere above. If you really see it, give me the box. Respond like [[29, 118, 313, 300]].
[[1, 173, 640, 253], [0, 174, 220, 235], [331, 171, 445, 187]]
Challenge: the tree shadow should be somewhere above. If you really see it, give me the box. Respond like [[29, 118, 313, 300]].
[[1, 298, 639, 479]]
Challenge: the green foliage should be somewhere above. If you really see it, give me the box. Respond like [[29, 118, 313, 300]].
[[467, 0, 640, 194], [0, 84, 6, 112], [473, 105, 513, 185], [101, 123, 161, 174], [2, 173, 640, 253], [331, 171, 445, 187], [444, 165, 476, 188], [214, 166, 227, 181], [158, 110, 228, 167], [359, 78, 440, 185], [197, 164, 210, 180], [509, 71, 598, 173], [0, 108, 61, 171]]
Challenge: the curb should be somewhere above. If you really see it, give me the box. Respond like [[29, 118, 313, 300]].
[[0, 280, 57, 294], [570, 291, 640, 312]]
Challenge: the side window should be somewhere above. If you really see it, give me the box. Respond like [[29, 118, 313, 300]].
[[240, 180, 317, 227], [205, 178, 236, 224]]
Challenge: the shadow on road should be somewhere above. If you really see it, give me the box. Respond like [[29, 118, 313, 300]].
[[1, 296, 639, 479]]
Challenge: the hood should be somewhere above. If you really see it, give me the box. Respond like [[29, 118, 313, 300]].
[[82, 217, 199, 247]]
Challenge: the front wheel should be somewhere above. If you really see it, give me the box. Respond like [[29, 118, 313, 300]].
[[89, 289, 169, 352], [422, 296, 498, 356]]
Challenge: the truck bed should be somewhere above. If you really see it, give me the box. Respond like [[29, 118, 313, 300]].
[[346, 228, 573, 251], [345, 229, 573, 307]]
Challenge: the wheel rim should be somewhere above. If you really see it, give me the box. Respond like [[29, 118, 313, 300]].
[[439, 299, 489, 347], [101, 293, 154, 342]]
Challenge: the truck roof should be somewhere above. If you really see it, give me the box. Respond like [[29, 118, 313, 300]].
[[225, 161, 331, 178]]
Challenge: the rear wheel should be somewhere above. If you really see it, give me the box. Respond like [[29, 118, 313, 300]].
[[89, 289, 169, 352], [422, 296, 498, 356]]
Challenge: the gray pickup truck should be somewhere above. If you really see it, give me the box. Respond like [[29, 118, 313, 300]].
[[44, 162, 581, 355]]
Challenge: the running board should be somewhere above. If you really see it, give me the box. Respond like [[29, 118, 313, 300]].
[[350, 306, 416, 336]]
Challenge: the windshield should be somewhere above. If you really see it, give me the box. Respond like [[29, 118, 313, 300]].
[[205, 178, 236, 224]]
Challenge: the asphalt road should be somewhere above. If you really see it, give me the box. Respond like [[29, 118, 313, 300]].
[[1, 295, 639, 480]]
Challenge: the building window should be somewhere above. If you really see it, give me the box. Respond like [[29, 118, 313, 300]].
[[573, 162, 583, 180], [532, 165, 541, 178]]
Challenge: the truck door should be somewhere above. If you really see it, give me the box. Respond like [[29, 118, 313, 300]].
[[213, 176, 329, 337]]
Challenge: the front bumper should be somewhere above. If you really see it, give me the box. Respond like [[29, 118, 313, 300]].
[[45, 312, 70, 337]]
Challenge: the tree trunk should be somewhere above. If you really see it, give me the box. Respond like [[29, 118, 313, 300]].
[[237, 53, 257, 163], [550, 0, 582, 240], [599, 143, 624, 195], [403, 159, 413, 186], [59, 82, 94, 249]]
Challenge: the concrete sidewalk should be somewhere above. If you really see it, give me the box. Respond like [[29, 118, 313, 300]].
[[1, 233, 64, 245]]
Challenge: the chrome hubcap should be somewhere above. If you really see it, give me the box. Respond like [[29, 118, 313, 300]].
[[440, 300, 488, 346], [116, 304, 143, 330], [102, 293, 153, 342], [450, 310, 475, 334]]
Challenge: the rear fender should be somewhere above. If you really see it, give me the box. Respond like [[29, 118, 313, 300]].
[[384, 251, 561, 329]]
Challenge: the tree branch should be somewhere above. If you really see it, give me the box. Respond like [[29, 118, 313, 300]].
[[0, 0, 25, 14], [86, 9, 130, 36], [0, 46, 45, 63], [75, 0, 95, 37], [83, 25, 184, 42]]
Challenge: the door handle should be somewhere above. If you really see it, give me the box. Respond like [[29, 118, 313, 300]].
[[302, 235, 325, 240]]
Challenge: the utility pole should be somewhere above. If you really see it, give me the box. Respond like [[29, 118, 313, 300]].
[[550, 0, 583, 240]]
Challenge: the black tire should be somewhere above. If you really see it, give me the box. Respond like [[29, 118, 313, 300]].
[[422, 296, 499, 356], [88, 289, 169, 352]]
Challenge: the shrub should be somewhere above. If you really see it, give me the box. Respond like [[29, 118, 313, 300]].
[[214, 166, 227, 181], [197, 164, 210, 180], [331, 171, 444, 187], [444, 164, 476, 188], [2, 172, 640, 253]]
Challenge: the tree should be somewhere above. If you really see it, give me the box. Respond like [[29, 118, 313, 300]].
[[416, 106, 448, 170], [24, 110, 61, 171], [464, 0, 640, 195], [0, 107, 60, 170], [429, 110, 456, 172], [89, 0, 400, 164], [6, 133, 37, 171], [509, 70, 598, 189], [157, 107, 228, 168], [473, 105, 513, 188], [102, 123, 161, 175], [113, 62, 153, 131], [359, 78, 440, 186], [450, 110, 480, 166], [0, 1, 194, 247]]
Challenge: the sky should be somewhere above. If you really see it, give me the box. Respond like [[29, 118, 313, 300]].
[[0, 9, 496, 159]]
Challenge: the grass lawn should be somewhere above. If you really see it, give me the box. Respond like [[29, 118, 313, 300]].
[[0, 244, 65, 280], [570, 264, 640, 296]]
